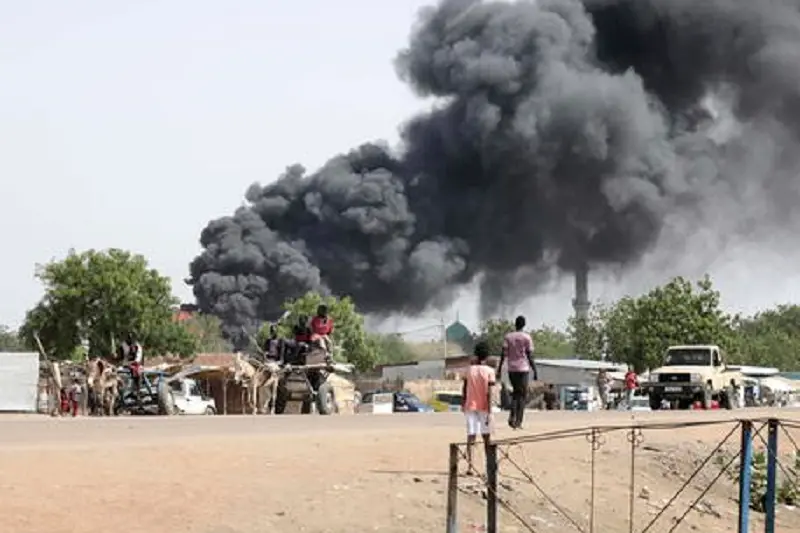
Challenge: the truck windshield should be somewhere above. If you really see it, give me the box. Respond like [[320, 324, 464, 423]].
[[664, 349, 712, 366]]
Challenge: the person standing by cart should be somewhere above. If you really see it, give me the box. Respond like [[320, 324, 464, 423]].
[[263, 324, 284, 362], [122, 333, 144, 405]]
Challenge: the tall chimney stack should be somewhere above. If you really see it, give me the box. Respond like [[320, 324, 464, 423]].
[[572, 261, 590, 321]]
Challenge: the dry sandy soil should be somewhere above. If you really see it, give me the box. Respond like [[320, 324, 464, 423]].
[[0, 408, 798, 533]]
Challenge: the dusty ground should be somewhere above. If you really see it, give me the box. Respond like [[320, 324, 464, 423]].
[[0, 409, 798, 533]]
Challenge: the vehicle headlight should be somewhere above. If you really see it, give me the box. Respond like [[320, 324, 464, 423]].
[[690, 373, 703, 383]]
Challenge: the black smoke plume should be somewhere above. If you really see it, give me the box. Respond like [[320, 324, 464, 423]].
[[189, 0, 800, 342]]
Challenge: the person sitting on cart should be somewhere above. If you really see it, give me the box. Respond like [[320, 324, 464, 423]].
[[293, 315, 312, 343], [309, 304, 334, 353], [263, 324, 284, 362], [287, 315, 312, 364]]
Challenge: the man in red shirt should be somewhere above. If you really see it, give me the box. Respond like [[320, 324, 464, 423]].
[[624, 367, 638, 409], [309, 305, 334, 353]]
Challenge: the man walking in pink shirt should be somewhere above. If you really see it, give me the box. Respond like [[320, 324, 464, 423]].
[[462, 341, 496, 475], [497, 315, 536, 430]]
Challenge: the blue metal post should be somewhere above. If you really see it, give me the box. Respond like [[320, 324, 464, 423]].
[[764, 419, 779, 533], [739, 420, 753, 533]]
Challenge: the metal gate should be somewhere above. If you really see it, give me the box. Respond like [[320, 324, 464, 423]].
[[446, 417, 799, 533]]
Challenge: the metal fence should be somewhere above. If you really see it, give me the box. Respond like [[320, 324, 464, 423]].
[[446, 417, 800, 533]]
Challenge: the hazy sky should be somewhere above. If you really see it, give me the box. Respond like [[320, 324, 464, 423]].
[[3, 0, 800, 336], [0, 0, 434, 329]]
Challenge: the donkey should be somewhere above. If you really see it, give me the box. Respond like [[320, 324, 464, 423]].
[[233, 352, 281, 415], [85, 357, 120, 416]]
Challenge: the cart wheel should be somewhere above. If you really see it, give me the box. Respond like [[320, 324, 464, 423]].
[[316, 381, 335, 415]]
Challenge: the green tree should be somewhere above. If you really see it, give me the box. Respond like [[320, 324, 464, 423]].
[[477, 318, 515, 355], [567, 305, 607, 360], [259, 292, 376, 372], [0, 325, 26, 352], [369, 333, 417, 365], [20, 249, 197, 360], [182, 314, 232, 353], [532, 325, 573, 358], [599, 276, 734, 372], [592, 298, 637, 365], [733, 305, 800, 370]]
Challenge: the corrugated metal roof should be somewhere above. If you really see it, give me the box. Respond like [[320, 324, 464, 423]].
[[192, 353, 236, 368], [727, 365, 780, 376], [535, 359, 627, 371]]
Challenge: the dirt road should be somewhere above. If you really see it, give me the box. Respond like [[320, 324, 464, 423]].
[[1, 409, 797, 533]]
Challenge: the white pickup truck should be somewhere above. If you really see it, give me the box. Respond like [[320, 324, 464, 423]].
[[640, 344, 740, 410], [168, 378, 217, 415]]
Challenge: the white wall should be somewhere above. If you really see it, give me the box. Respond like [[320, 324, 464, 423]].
[[0, 353, 40, 412]]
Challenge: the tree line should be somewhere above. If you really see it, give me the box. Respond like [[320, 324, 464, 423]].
[[570, 276, 800, 372], [477, 276, 800, 372], [3, 249, 798, 373]]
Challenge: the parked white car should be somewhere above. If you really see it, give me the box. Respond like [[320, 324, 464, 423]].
[[169, 378, 216, 415]]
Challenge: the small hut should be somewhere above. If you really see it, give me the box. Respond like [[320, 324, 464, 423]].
[[186, 353, 249, 414]]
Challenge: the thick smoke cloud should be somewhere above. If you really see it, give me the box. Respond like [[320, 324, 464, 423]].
[[189, 0, 800, 341]]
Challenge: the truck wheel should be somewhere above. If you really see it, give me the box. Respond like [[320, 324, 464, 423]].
[[204, 406, 216, 415], [316, 381, 335, 415], [648, 394, 662, 411]]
